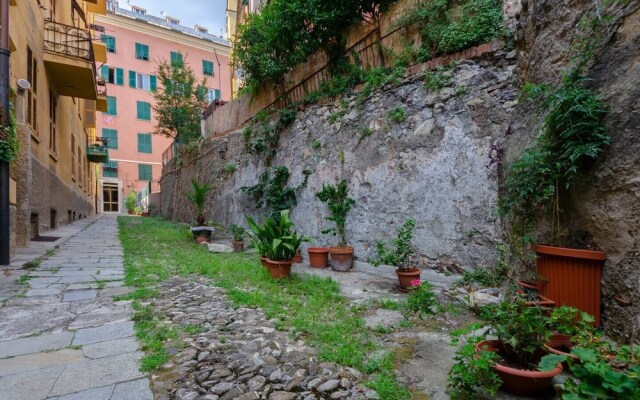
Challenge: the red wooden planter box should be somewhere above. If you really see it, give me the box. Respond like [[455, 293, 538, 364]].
[[534, 245, 605, 326]]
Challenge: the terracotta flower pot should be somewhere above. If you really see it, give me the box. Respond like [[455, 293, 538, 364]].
[[232, 240, 244, 253], [292, 252, 303, 263], [396, 268, 421, 292], [523, 294, 556, 308], [265, 259, 293, 279], [329, 246, 353, 272], [544, 334, 579, 365], [476, 340, 563, 396], [535, 245, 605, 326], [308, 247, 329, 268], [259, 257, 269, 268]]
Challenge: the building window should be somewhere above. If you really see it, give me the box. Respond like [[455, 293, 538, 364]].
[[135, 43, 149, 61], [103, 161, 118, 178], [101, 66, 124, 85], [49, 92, 57, 155], [136, 101, 152, 121], [170, 51, 183, 66], [137, 133, 152, 153], [207, 88, 221, 103], [26, 46, 38, 133], [202, 60, 214, 76], [166, 16, 180, 25], [71, 136, 76, 179], [138, 164, 152, 181], [129, 71, 156, 91], [102, 128, 118, 149], [105, 96, 117, 115], [101, 35, 116, 53], [132, 6, 146, 15]]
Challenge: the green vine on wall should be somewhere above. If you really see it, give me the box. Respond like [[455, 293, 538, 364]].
[[241, 166, 312, 220], [499, 1, 618, 249], [0, 105, 18, 162], [242, 106, 298, 164]]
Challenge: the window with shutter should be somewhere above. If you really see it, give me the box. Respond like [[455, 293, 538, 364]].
[[137, 133, 152, 153], [135, 43, 149, 61], [202, 60, 214, 76], [105, 96, 117, 115], [136, 101, 151, 120], [129, 70, 136, 88], [102, 129, 118, 149], [138, 164, 152, 181], [26, 46, 38, 133], [116, 68, 124, 85], [101, 35, 116, 53], [170, 51, 183, 66]]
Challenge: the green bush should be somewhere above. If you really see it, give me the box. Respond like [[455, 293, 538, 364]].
[[316, 180, 355, 247]]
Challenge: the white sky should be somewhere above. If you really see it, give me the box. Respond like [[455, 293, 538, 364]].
[[120, 0, 228, 38]]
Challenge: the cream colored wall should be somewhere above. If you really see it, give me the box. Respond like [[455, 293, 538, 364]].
[[8, 0, 99, 203]]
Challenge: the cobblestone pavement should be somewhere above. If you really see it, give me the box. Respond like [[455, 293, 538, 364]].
[[0, 215, 153, 400]]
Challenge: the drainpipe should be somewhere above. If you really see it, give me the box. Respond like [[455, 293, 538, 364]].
[[0, 0, 11, 265]]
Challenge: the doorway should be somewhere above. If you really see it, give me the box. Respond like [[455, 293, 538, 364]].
[[103, 185, 119, 212]]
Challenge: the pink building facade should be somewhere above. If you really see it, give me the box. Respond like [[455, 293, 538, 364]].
[[95, 5, 231, 213]]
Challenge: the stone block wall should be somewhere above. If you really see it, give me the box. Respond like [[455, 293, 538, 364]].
[[162, 52, 518, 272]]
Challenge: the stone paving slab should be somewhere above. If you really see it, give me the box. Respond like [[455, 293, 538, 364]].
[[49, 352, 145, 396], [0, 215, 153, 399], [0, 331, 74, 358], [72, 321, 135, 345]]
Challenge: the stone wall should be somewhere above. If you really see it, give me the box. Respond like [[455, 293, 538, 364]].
[[507, 0, 640, 340], [161, 52, 518, 272]]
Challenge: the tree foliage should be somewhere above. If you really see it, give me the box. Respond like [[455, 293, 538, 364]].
[[233, 0, 398, 91], [152, 57, 208, 144], [0, 105, 18, 162]]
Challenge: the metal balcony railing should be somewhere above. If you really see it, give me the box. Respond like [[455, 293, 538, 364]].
[[87, 137, 109, 163], [43, 20, 97, 76]]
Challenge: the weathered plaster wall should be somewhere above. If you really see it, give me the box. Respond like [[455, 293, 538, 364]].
[[162, 52, 518, 272], [509, 0, 640, 340]]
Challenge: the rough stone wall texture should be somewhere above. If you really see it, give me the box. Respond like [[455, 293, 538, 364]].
[[509, 0, 640, 340], [29, 157, 95, 235], [162, 53, 518, 272], [10, 124, 33, 247]]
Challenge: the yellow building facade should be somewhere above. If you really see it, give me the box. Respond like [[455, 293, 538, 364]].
[[7, 0, 107, 254]]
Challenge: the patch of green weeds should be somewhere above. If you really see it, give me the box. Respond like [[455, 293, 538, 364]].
[[388, 106, 407, 123], [311, 139, 322, 150], [356, 127, 373, 148], [223, 162, 237, 173], [17, 275, 31, 286], [23, 259, 41, 270], [376, 298, 403, 311], [183, 324, 205, 335], [131, 300, 179, 372], [424, 63, 456, 91]]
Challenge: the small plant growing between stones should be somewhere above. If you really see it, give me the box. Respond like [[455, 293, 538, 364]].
[[223, 162, 237, 173], [387, 106, 407, 123], [316, 180, 355, 247], [407, 280, 440, 318], [356, 126, 373, 148], [338, 150, 346, 164], [311, 139, 322, 150], [227, 224, 246, 241], [424, 65, 455, 91]]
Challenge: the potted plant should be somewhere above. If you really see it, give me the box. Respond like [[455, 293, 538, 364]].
[[186, 180, 213, 243], [307, 247, 329, 268], [247, 210, 309, 279], [125, 191, 138, 215], [227, 224, 246, 252], [370, 219, 421, 292], [448, 296, 563, 397], [292, 249, 303, 263], [316, 179, 355, 272]]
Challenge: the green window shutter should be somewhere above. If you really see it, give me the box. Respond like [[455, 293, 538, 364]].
[[135, 43, 149, 60], [215, 89, 221, 100], [101, 35, 116, 52], [100, 65, 109, 80], [129, 70, 137, 88], [101, 129, 118, 149], [102, 161, 118, 178], [137, 133, 152, 153], [202, 60, 214, 76], [137, 101, 151, 120], [116, 68, 124, 85], [106, 96, 117, 116], [150, 75, 157, 92], [138, 164, 152, 181], [170, 51, 183, 66]]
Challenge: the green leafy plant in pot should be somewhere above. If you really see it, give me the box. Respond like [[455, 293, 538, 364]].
[[246, 210, 310, 278], [447, 294, 562, 397], [125, 191, 138, 215], [186, 180, 213, 243], [370, 219, 421, 292], [227, 224, 246, 252], [316, 179, 355, 271]]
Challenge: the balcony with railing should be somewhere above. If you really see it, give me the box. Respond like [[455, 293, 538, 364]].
[[43, 20, 98, 100], [96, 78, 108, 112], [87, 138, 109, 163]]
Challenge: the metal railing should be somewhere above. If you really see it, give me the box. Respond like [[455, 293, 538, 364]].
[[43, 20, 97, 77], [96, 78, 107, 96], [162, 142, 176, 165]]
